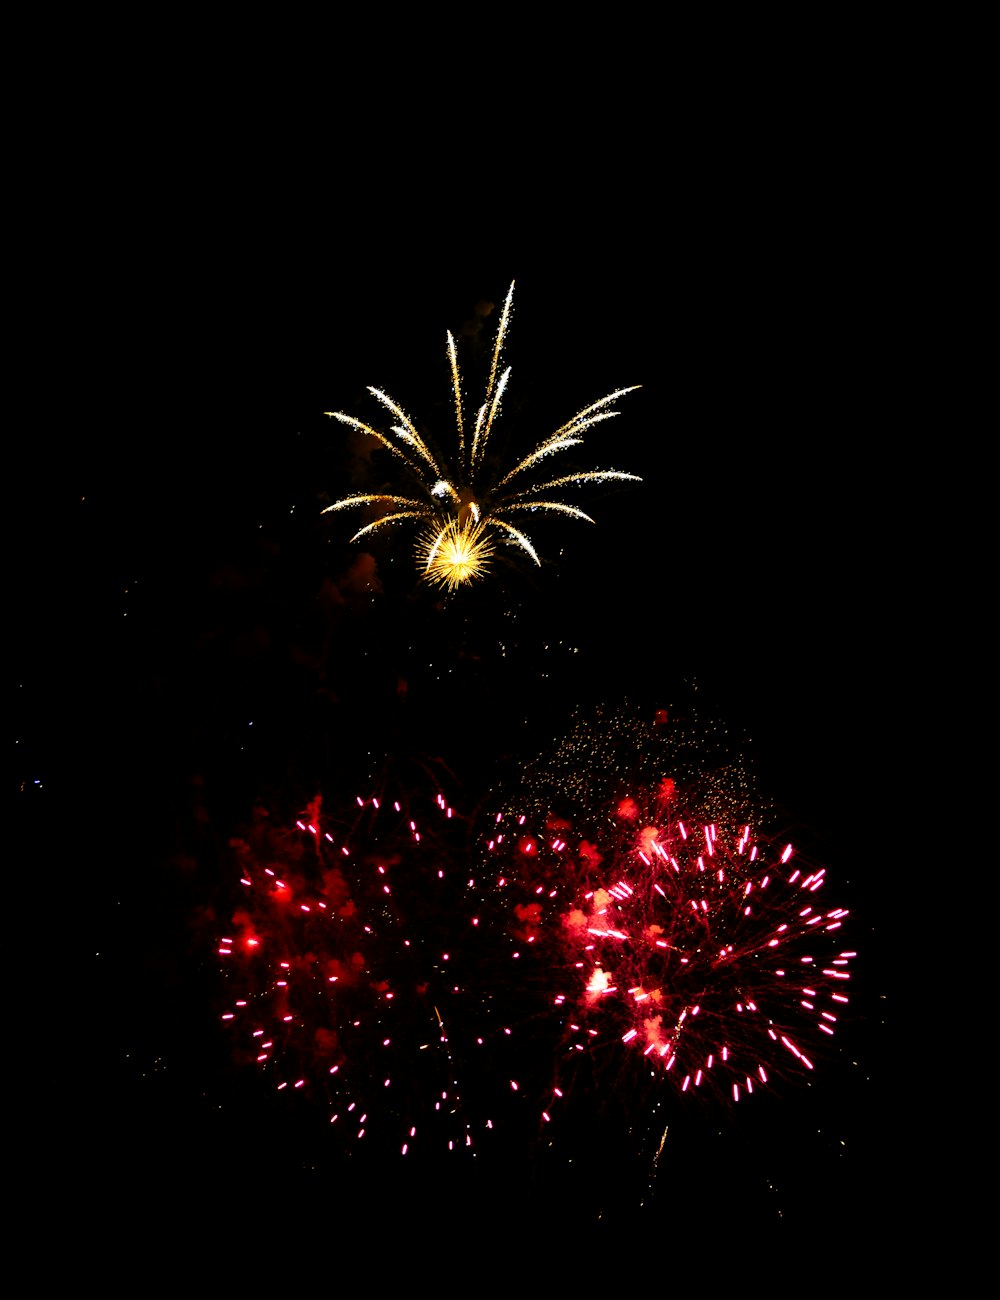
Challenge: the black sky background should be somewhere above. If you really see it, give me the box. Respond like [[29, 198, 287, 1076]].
[[14, 101, 922, 1276]]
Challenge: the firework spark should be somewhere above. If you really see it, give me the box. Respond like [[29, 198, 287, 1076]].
[[323, 282, 641, 586]]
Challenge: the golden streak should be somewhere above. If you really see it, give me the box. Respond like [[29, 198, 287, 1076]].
[[324, 282, 641, 587], [447, 331, 465, 463], [323, 413, 418, 471], [495, 434, 584, 488], [483, 283, 515, 421], [474, 365, 511, 472], [369, 388, 442, 477], [513, 470, 643, 494], [495, 501, 595, 524], [350, 510, 428, 543], [555, 388, 642, 435], [322, 493, 426, 515], [489, 518, 541, 566]]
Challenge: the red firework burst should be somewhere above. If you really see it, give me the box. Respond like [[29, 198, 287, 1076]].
[[560, 818, 852, 1100], [481, 783, 854, 1119], [214, 791, 486, 1158]]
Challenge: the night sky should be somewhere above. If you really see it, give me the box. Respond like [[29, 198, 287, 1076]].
[[18, 210, 908, 1275]]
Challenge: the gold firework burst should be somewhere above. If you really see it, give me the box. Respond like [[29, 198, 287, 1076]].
[[323, 282, 641, 586], [420, 517, 494, 591]]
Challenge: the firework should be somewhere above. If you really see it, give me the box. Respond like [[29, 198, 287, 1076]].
[[323, 282, 641, 586], [471, 705, 853, 1131], [215, 791, 490, 1159]]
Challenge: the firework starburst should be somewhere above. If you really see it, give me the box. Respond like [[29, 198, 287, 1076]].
[[324, 282, 641, 587]]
